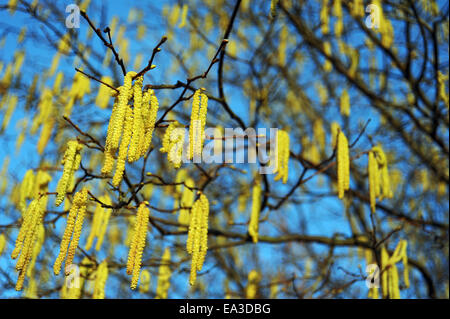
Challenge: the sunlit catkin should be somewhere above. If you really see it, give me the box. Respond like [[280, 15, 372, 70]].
[[178, 178, 195, 230], [189, 90, 208, 160], [337, 130, 350, 199], [140, 89, 159, 157], [246, 270, 261, 299], [85, 194, 112, 251], [372, 146, 393, 200], [126, 202, 150, 290], [128, 75, 144, 163], [139, 270, 151, 293], [53, 187, 88, 276], [340, 89, 350, 117], [368, 151, 379, 213], [248, 176, 262, 243], [0, 233, 6, 256], [187, 193, 209, 286], [155, 247, 172, 298], [95, 76, 114, 109], [55, 140, 83, 207], [112, 105, 133, 187]]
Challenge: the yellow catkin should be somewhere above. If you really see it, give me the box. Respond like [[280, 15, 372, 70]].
[[187, 193, 209, 286], [274, 130, 290, 184], [368, 151, 379, 213], [140, 89, 159, 157], [155, 247, 172, 299], [380, 240, 409, 299], [53, 188, 88, 276], [437, 71, 449, 108], [160, 121, 185, 168], [0, 233, 6, 256], [13, 197, 45, 291], [112, 105, 133, 187], [323, 42, 332, 72], [55, 140, 83, 206], [178, 178, 195, 230], [248, 176, 262, 243], [110, 71, 137, 153], [95, 76, 114, 109], [337, 131, 350, 199], [128, 76, 144, 163], [139, 270, 151, 293], [320, 0, 329, 35], [102, 97, 120, 175], [93, 260, 108, 299], [189, 90, 208, 160], [372, 146, 393, 200], [246, 270, 261, 299], [340, 89, 350, 117], [351, 0, 364, 17], [270, 0, 279, 18], [178, 4, 188, 28], [130, 203, 150, 290], [334, 0, 343, 37]]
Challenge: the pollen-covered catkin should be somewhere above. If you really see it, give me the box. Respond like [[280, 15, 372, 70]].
[[110, 71, 137, 152], [155, 247, 172, 298], [55, 140, 83, 207], [187, 193, 209, 286], [368, 151, 379, 213], [340, 89, 350, 116], [130, 203, 150, 290], [178, 178, 195, 230], [248, 176, 262, 243], [95, 76, 114, 109], [337, 130, 350, 199], [160, 121, 185, 168], [372, 146, 393, 200], [128, 75, 144, 163], [112, 105, 133, 187], [380, 240, 409, 299], [139, 269, 151, 293], [189, 90, 208, 160], [53, 188, 88, 276], [274, 130, 290, 184]]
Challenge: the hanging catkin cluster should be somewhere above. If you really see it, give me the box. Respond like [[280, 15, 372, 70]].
[[248, 176, 262, 243], [155, 247, 172, 299], [53, 187, 89, 276], [246, 270, 261, 299], [368, 145, 393, 213], [381, 240, 409, 299], [274, 129, 290, 184], [85, 194, 112, 251], [126, 202, 150, 290], [102, 72, 159, 187], [55, 140, 83, 207], [189, 89, 208, 161], [93, 260, 109, 299], [336, 130, 350, 199], [186, 193, 209, 286], [160, 121, 186, 168], [178, 177, 195, 230], [11, 196, 46, 291]]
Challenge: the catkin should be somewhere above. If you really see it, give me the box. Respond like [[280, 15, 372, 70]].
[[248, 176, 262, 243], [337, 130, 350, 199], [93, 260, 108, 299], [126, 202, 150, 290], [340, 89, 350, 116], [186, 193, 209, 286], [0, 233, 6, 256], [155, 247, 172, 298], [246, 270, 261, 299], [189, 90, 208, 160], [139, 269, 151, 293], [128, 76, 144, 162], [112, 105, 133, 187], [140, 89, 159, 157], [55, 140, 83, 207], [53, 188, 89, 276], [160, 121, 185, 168], [95, 76, 114, 109], [368, 146, 393, 213], [178, 178, 195, 230], [274, 130, 290, 184], [380, 240, 409, 299]]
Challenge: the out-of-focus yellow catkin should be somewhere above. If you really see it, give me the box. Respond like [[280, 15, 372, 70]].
[[340, 89, 350, 117], [155, 247, 172, 298], [189, 90, 208, 160], [187, 193, 209, 286], [248, 176, 262, 243], [178, 178, 195, 230], [337, 130, 350, 199], [0, 233, 6, 256], [178, 4, 188, 28], [270, 0, 279, 18], [437, 71, 449, 108], [380, 240, 409, 299], [139, 270, 151, 293], [85, 194, 112, 251], [279, 26, 288, 65], [112, 105, 133, 187], [368, 151, 379, 213], [274, 130, 290, 184], [334, 0, 343, 37], [53, 188, 88, 276], [320, 0, 329, 35], [323, 42, 332, 72], [1, 95, 18, 131], [246, 270, 261, 299], [95, 76, 114, 109], [160, 121, 186, 168], [372, 146, 393, 200], [351, 0, 364, 17], [140, 89, 159, 157], [137, 25, 146, 40], [93, 260, 108, 299], [55, 140, 83, 206]]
